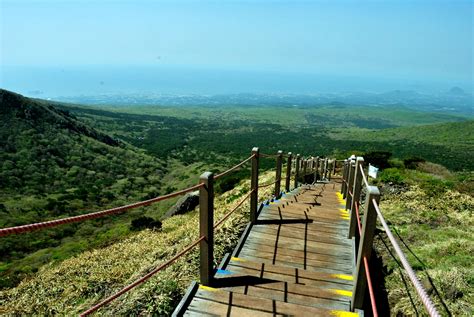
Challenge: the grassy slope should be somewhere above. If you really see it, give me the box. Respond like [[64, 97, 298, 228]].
[[329, 120, 474, 171], [0, 171, 278, 315], [0, 90, 167, 288], [372, 166, 473, 316], [331, 120, 474, 147]]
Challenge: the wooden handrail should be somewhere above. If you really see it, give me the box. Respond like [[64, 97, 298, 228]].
[[343, 154, 441, 317]]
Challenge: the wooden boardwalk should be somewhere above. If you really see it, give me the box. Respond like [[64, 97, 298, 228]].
[[175, 180, 363, 316]]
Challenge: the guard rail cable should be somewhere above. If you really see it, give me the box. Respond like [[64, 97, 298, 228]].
[[342, 158, 440, 317]]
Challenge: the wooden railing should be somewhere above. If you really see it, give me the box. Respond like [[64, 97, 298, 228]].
[[198, 147, 334, 285], [341, 156, 440, 317]]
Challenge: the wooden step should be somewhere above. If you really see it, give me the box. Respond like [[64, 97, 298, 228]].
[[185, 285, 360, 317], [238, 249, 353, 275], [222, 257, 354, 289]]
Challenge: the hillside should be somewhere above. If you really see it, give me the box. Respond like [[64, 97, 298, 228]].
[[329, 120, 474, 171], [65, 104, 472, 171], [0, 170, 279, 315], [0, 89, 166, 288]]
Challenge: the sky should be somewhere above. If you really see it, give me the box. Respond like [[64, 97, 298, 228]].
[[0, 0, 473, 95]]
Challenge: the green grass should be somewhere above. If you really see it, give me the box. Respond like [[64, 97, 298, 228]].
[[371, 166, 473, 316]]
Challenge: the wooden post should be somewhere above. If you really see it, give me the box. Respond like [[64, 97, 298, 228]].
[[313, 156, 319, 183], [199, 172, 214, 286], [351, 186, 380, 310], [348, 157, 364, 239], [302, 160, 308, 183], [345, 159, 356, 210], [285, 152, 292, 192], [328, 159, 333, 180], [316, 156, 320, 172], [324, 158, 329, 179], [250, 147, 259, 224], [275, 150, 283, 197], [341, 159, 348, 196], [332, 159, 336, 176], [294, 154, 300, 188]]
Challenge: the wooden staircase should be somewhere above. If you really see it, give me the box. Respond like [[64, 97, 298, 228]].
[[174, 180, 363, 316]]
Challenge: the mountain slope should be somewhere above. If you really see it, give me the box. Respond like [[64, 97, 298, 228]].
[[330, 120, 474, 171], [0, 89, 165, 288]]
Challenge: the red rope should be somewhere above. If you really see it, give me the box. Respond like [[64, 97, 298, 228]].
[[214, 189, 254, 229], [0, 183, 203, 237], [215, 155, 254, 179], [259, 153, 278, 158], [258, 180, 278, 189], [80, 235, 205, 316]]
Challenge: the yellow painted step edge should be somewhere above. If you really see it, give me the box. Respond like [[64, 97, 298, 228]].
[[329, 311, 360, 317]]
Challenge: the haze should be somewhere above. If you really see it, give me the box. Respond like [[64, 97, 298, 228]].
[[1, 0, 472, 95]]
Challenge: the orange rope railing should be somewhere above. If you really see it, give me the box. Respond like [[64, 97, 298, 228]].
[[80, 235, 206, 316], [0, 183, 204, 237], [214, 189, 254, 229], [259, 152, 279, 158], [214, 155, 254, 179], [372, 200, 440, 317], [0, 155, 259, 238], [348, 159, 440, 317], [258, 179, 278, 189]]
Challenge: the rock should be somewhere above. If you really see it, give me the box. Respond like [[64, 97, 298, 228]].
[[162, 191, 199, 219]]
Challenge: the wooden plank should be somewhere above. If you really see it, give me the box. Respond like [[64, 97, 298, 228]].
[[190, 287, 360, 317], [246, 230, 352, 255], [261, 207, 350, 224], [217, 281, 350, 310], [240, 243, 352, 266], [226, 258, 354, 288], [251, 224, 352, 247], [237, 251, 352, 275], [239, 248, 352, 273], [243, 236, 353, 260], [255, 220, 348, 235]]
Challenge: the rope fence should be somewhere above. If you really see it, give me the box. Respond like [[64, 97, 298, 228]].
[[214, 154, 254, 179], [259, 152, 279, 158], [80, 235, 206, 316], [372, 200, 440, 317], [0, 183, 204, 237], [258, 179, 278, 189], [214, 189, 254, 229], [354, 201, 378, 317], [342, 156, 441, 317]]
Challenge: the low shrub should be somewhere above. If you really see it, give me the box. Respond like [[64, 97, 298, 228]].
[[403, 156, 425, 169], [379, 168, 405, 184], [130, 216, 162, 231]]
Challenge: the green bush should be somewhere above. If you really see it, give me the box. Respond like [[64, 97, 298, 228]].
[[403, 156, 426, 169], [420, 178, 454, 196], [379, 168, 405, 184], [364, 151, 392, 169], [130, 217, 162, 231]]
